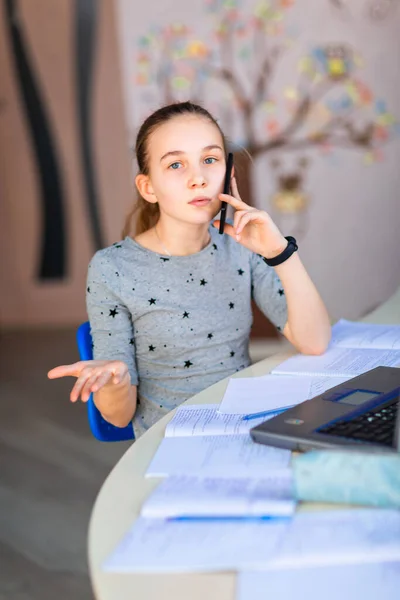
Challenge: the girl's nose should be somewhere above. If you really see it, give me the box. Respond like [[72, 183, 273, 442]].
[[188, 171, 207, 188]]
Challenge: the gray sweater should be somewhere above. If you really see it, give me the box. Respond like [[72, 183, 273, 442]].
[[86, 223, 288, 438]]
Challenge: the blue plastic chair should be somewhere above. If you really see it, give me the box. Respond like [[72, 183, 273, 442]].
[[76, 322, 135, 442]]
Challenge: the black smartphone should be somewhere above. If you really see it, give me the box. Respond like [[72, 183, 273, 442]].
[[219, 152, 234, 235]]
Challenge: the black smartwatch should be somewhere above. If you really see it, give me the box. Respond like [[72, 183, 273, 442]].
[[262, 236, 298, 267]]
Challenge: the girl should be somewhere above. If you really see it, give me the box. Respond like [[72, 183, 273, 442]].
[[48, 101, 331, 438]]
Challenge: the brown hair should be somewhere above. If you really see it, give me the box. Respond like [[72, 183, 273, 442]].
[[122, 101, 228, 237]]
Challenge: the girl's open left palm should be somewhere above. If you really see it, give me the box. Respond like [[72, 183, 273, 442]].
[[213, 176, 287, 259]]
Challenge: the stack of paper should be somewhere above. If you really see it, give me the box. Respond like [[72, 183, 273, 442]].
[[218, 322, 400, 417], [273, 321, 400, 378], [141, 472, 295, 519], [103, 508, 400, 573], [331, 320, 400, 350], [102, 321, 400, 576], [237, 563, 400, 600], [218, 374, 350, 416], [272, 347, 400, 378], [266, 508, 400, 569], [145, 405, 291, 478], [103, 516, 290, 573]]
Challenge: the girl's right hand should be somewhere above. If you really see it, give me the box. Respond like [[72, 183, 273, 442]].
[[47, 360, 131, 403]]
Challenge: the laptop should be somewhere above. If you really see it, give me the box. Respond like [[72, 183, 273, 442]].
[[250, 366, 400, 453]]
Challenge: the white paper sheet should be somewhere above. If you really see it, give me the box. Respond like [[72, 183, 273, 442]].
[[165, 404, 279, 437], [103, 509, 400, 574], [218, 375, 351, 415], [237, 563, 400, 600], [331, 320, 400, 350], [265, 508, 400, 569], [141, 472, 295, 518], [145, 434, 291, 478], [272, 347, 400, 378], [103, 517, 289, 573]]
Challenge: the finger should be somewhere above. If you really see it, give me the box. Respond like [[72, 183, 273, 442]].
[[81, 373, 100, 403], [90, 370, 113, 393], [231, 176, 241, 199], [47, 362, 90, 379], [212, 220, 236, 239], [112, 362, 129, 385], [70, 370, 94, 402], [236, 212, 257, 236], [233, 210, 247, 233], [218, 192, 249, 211]]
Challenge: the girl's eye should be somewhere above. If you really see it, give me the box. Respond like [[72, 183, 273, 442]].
[[204, 157, 217, 164], [169, 162, 182, 170]]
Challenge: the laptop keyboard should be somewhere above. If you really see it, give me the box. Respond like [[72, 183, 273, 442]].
[[317, 398, 398, 446]]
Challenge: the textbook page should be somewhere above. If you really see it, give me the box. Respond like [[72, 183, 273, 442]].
[[141, 472, 295, 518], [218, 374, 351, 415], [164, 404, 279, 437], [145, 434, 291, 478], [103, 516, 289, 573], [272, 347, 400, 378], [331, 320, 400, 350], [237, 563, 400, 600], [266, 508, 400, 569]]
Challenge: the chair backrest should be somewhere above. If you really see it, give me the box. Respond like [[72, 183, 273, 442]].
[[76, 322, 135, 442]]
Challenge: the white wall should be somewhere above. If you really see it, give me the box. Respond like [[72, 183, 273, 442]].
[[116, 0, 400, 320]]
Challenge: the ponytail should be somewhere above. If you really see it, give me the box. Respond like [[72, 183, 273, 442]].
[[122, 195, 160, 238]]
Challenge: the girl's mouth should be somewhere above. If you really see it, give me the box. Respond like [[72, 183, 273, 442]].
[[189, 197, 212, 207]]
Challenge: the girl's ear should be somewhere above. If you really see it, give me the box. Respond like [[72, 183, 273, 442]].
[[135, 174, 158, 204]]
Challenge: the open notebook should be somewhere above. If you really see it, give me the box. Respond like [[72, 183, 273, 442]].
[[103, 507, 400, 573], [145, 404, 291, 478], [140, 472, 296, 519], [331, 320, 400, 350], [273, 321, 400, 378]]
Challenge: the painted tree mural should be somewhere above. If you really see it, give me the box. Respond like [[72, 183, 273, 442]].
[[329, 0, 399, 21], [134, 0, 398, 235]]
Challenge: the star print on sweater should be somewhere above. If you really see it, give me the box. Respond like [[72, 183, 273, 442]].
[[86, 221, 288, 440], [278, 289, 285, 296]]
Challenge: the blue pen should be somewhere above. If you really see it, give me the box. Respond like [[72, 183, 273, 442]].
[[167, 515, 291, 523], [243, 406, 294, 421]]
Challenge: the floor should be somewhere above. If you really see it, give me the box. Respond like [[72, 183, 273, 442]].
[[0, 329, 288, 600]]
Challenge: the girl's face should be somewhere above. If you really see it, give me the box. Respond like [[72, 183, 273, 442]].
[[139, 115, 227, 225]]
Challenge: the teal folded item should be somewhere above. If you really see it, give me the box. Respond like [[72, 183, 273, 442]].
[[292, 450, 400, 508]]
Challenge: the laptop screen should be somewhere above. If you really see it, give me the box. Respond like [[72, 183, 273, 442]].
[[394, 399, 400, 452]]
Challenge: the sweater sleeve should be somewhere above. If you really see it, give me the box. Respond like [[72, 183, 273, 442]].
[[250, 252, 288, 333], [85, 252, 139, 385]]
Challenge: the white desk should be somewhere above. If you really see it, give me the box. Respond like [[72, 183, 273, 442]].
[[88, 286, 400, 600]]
